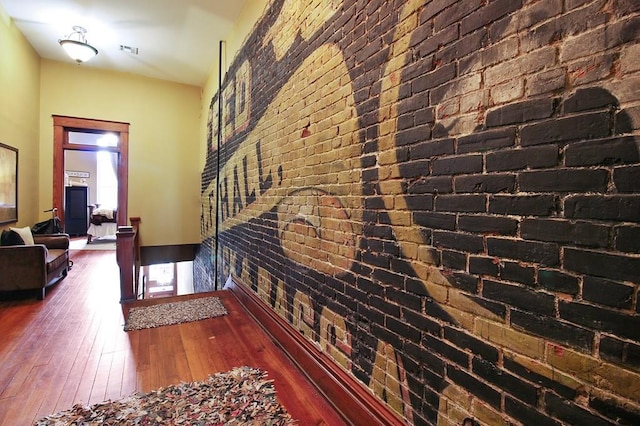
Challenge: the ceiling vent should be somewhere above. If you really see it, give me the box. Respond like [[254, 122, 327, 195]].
[[120, 45, 139, 55]]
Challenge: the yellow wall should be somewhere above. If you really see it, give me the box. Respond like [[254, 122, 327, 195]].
[[39, 60, 202, 246], [1, 0, 264, 245], [0, 6, 41, 228]]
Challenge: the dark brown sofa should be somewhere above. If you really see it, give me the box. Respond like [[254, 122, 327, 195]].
[[0, 234, 70, 299]]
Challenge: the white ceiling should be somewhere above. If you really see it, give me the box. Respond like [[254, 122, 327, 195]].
[[0, 0, 250, 86]]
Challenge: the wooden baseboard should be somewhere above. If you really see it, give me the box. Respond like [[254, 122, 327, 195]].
[[228, 277, 405, 426]]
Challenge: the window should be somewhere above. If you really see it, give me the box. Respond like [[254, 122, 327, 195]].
[[97, 150, 118, 209]]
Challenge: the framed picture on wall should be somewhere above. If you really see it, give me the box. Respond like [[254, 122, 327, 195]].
[[0, 143, 18, 224]]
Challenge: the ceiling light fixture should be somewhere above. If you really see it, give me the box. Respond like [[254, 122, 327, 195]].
[[59, 26, 98, 63]]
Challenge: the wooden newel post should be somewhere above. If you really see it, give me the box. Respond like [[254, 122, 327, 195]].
[[116, 225, 136, 303]]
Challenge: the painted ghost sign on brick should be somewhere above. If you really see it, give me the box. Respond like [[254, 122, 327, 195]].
[[198, 0, 640, 424]]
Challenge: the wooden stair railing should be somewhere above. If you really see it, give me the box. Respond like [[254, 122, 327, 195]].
[[116, 217, 141, 303]]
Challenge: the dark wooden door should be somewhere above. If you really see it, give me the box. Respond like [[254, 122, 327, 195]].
[[64, 186, 89, 235]]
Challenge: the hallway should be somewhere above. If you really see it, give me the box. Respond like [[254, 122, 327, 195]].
[[0, 249, 345, 425]]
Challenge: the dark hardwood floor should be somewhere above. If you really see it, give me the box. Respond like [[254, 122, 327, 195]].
[[0, 247, 346, 425]]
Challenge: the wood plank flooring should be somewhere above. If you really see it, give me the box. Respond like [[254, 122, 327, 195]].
[[0, 248, 346, 425]]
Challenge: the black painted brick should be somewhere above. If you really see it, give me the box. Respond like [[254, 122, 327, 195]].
[[412, 63, 457, 93], [423, 334, 469, 367], [505, 396, 561, 426], [410, 138, 455, 160], [414, 25, 458, 58], [589, 396, 640, 425], [361, 155, 377, 168], [599, 336, 625, 365], [615, 226, 640, 253], [416, 107, 436, 125], [345, 285, 368, 309], [364, 223, 394, 239], [404, 194, 435, 210], [483, 279, 555, 316], [457, 127, 516, 154], [454, 174, 516, 193], [565, 195, 640, 222], [489, 195, 557, 216], [383, 241, 402, 258], [520, 111, 611, 146], [458, 214, 519, 235], [450, 272, 479, 293], [563, 87, 619, 113], [469, 256, 499, 276], [564, 248, 640, 282], [401, 160, 431, 180], [460, 0, 522, 35], [538, 269, 580, 295], [565, 136, 640, 166], [440, 29, 488, 67], [616, 104, 640, 134], [472, 357, 538, 405], [582, 276, 635, 309], [500, 261, 536, 286], [600, 336, 640, 372], [511, 309, 594, 351], [444, 326, 499, 362], [357, 276, 384, 297], [433, 231, 484, 253], [486, 145, 559, 172], [486, 98, 555, 127], [396, 124, 433, 146], [360, 249, 389, 270], [487, 237, 559, 266], [407, 177, 453, 194], [403, 308, 441, 337], [521, 219, 610, 248], [371, 322, 402, 348], [545, 393, 615, 426], [387, 316, 421, 343], [406, 276, 434, 297], [465, 293, 508, 319], [370, 295, 401, 318], [393, 146, 411, 164], [373, 267, 405, 288], [414, 211, 457, 230], [398, 95, 429, 116], [628, 343, 640, 370], [447, 366, 501, 409], [432, 155, 483, 176], [357, 305, 385, 329], [364, 196, 386, 209], [441, 249, 467, 271], [519, 169, 608, 192], [390, 257, 417, 276], [504, 358, 577, 400], [387, 286, 422, 312], [559, 301, 640, 341], [613, 165, 640, 193], [404, 340, 446, 376], [435, 194, 486, 212], [397, 113, 414, 131]]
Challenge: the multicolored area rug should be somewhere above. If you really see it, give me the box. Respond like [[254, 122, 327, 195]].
[[124, 296, 228, 331], [35, 366, 296, 425]]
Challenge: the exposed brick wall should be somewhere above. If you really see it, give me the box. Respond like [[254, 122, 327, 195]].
[[196, 0, 640, 424]]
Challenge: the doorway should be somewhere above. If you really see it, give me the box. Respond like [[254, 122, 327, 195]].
[[53, 116, 129, 230]]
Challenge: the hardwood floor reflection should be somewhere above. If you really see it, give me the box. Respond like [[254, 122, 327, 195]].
[[0, 249, 346, 425]]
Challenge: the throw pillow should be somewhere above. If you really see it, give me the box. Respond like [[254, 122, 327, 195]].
[[1, 229, 25, 246], [10, 226, 35, 245]]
